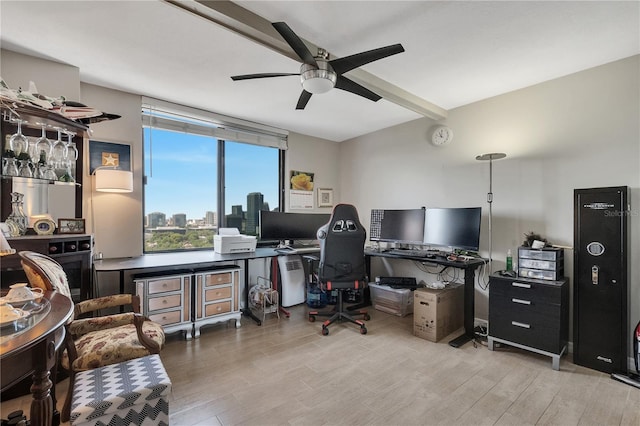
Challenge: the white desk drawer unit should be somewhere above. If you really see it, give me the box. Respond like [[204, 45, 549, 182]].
[[194, 267, 241, 338], [135, 272, 193, 339]]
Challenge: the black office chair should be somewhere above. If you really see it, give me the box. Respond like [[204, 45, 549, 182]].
[[308, 204, 370, 335]]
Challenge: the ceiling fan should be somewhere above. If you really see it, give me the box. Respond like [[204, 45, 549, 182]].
[[231, 22, 405, 110]]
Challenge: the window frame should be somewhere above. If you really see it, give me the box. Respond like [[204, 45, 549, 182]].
[[141, 101, 287, 253]]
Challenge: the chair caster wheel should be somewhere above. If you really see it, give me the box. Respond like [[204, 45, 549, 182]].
[[360, 327, 367, 335], [322, 327, 329, 336], [364, 314, 371, 321], [309, 315, 316, 322]]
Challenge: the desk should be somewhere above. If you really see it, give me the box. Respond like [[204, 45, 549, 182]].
[[365, 250, 486, 347], [94, 249, 280, 326], [1, 291, 73, 426]]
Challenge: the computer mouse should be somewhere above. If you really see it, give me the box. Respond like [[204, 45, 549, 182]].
[[499, 270, 517, 278]]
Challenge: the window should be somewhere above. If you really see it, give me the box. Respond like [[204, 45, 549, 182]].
[[142, 100, 286, 252]]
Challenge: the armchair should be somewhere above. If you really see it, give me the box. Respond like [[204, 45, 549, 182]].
[[308, 204, 370, 335], [18, 251, 165, 422]]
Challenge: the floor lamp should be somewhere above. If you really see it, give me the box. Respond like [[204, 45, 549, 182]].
[[475, 153, 506, 272]]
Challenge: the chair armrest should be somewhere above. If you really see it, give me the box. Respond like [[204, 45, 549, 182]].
[[74, 294, 137, 316], [68, 312, 137, 336], [133, 314, 163, 354]]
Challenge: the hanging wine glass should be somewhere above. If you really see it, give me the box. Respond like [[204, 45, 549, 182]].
[[59, 130, 77, 183], [52, 127, 67, 168], [9, 118, 29, 156], [35, 122, 53, 165], [65, 130, 78, 162]]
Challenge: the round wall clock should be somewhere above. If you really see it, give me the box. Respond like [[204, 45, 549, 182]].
[[34, 218, 56, 235], [430, 125, 453, 146]]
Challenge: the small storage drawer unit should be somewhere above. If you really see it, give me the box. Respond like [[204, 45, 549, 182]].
[[194, 267, 241, 337], [518, 246, 564, 281], [135, 272, 193, 339], [488, 274, 569, 370]]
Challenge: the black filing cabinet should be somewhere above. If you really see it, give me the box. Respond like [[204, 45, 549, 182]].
[[488, 274, 569, 370]]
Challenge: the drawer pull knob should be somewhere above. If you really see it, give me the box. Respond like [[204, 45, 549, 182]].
[[511, 321, 530, 329], [163, 300, 167, 304], [512, 298, 531, 305], [512, 282, 531, 288]]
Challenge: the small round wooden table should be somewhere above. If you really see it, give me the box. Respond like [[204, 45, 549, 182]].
[[1, 291, 73, 426]]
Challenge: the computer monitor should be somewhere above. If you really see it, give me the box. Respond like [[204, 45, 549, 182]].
[[259, 211, 331, 242], [423, 207, 482, 252], [378, 208, 425, 244]]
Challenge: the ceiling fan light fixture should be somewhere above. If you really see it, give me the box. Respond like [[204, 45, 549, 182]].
[[300, 62, 336, 94]]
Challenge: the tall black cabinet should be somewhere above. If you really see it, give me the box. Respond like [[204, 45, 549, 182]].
[[574, 186, 629, 374]]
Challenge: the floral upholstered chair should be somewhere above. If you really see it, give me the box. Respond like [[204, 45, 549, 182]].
[[18, 251, 165, 422]]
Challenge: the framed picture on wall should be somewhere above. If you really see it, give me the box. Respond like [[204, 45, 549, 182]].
[[317, 188, 333, 208], [89, 140, 131, 173]]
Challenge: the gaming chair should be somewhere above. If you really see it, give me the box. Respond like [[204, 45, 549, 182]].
[[308, 204, 370, 335]]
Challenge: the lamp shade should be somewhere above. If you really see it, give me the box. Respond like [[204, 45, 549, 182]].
[[0, 231, 16, 256], [95, 169, 133, 193]]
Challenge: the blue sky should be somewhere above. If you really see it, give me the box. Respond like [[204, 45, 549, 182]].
[[143, 128, 278, 220]]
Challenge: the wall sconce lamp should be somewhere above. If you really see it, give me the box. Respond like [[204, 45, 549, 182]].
[[94, 167, 133, 193]]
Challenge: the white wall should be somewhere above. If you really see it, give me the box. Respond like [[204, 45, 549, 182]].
[[340, 55, 640, 349], [80, 83, 143, 258], [284, 131, 340, 213]]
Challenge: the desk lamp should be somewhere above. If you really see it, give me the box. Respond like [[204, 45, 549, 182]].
[[475, 153, 506, 272]]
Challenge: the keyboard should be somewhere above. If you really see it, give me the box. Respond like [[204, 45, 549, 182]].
[[277, 245, 320, 254], [386, 249, 436, 258], [377, 276, 418, 289]]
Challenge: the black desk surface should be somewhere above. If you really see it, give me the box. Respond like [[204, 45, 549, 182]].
[[364, 249, 486, 269]]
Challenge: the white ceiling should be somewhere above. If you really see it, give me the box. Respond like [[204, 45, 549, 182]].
[[1, 1, 638, 142]]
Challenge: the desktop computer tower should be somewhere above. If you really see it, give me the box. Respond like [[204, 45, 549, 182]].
[[573, 186, 629, 374]]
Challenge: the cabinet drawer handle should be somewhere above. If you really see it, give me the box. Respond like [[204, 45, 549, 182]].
[[511, 321, 530, 329], [511, 298, 531, 305], [163, 300, 168, 304], [512, 282, 531, 289]]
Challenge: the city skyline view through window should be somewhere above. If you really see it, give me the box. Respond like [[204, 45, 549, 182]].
[[143, 126, 280, 251]]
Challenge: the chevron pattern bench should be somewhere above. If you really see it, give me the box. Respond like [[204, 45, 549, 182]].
[[70, 355, 171, 426]]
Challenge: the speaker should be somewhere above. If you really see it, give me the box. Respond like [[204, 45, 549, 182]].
[[574, 186, 629, 373]]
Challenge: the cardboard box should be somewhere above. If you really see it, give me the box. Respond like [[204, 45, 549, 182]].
[[369, 282, 414, 317], [413, 283, 464, 342]]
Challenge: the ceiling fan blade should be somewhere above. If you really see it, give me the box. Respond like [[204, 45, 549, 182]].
[[231, 73, 299, 81], [329, 44, 405, 75], [296, 90, 312, 110], [272, 22, 318, 67], [335, 75, 381, 102]]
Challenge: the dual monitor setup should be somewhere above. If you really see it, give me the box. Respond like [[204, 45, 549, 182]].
[[371, 207, 482, 253], [258, 206, 482, 254]]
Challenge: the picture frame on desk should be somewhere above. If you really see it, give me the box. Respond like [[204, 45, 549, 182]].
[[317, 188, 333, 208], [58, 218, 85, 234]]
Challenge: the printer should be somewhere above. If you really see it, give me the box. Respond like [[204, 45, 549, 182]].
[[214, 228, 257, 254]]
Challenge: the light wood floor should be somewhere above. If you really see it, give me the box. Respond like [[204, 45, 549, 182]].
[[2, 304, 639, 425]]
